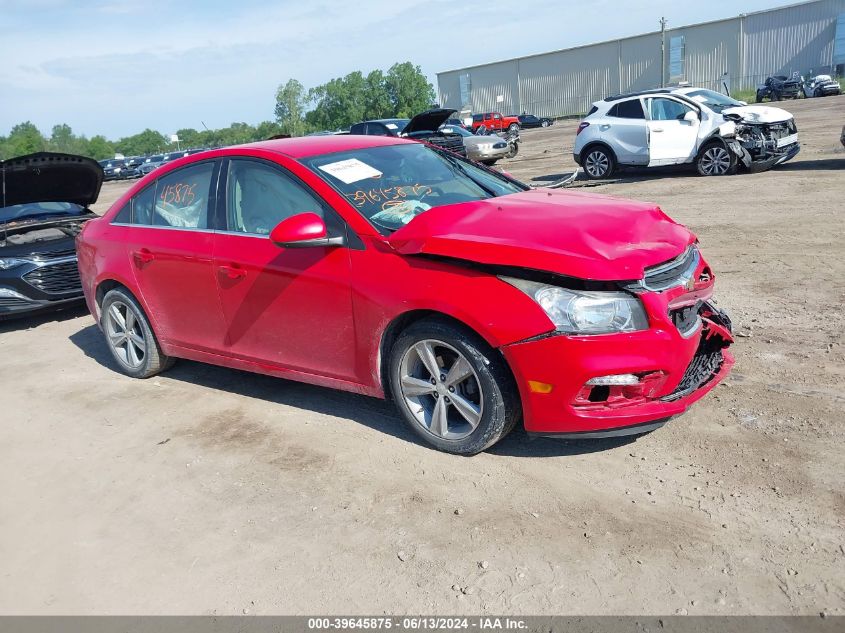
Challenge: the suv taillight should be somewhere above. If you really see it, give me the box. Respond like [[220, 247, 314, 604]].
[[576, 122, 590, 135]]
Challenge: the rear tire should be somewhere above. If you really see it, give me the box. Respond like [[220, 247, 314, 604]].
[[101, 288, 173, 378], [388, 319, 520, 455], [541, 120, 550, 128], [508, 123, 519, 132], [772, 91, 781, 101], [696, 141, 736, 176], [583, 146, 615, 179]]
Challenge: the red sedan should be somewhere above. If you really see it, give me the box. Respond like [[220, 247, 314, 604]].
[[77, 135, 733, 454]]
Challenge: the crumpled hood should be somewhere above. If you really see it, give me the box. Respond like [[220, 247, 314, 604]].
[[388, 188, 694, 281], [722, 105, 793, 124], [0, 152, 103, 207]]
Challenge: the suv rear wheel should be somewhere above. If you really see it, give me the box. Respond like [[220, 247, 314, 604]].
[[583, 146, 615, 179]]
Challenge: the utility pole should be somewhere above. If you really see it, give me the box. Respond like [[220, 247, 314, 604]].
[[660, 16, 667, 88]]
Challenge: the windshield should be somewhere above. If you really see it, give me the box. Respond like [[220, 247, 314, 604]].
[[301, 143, 526, 234], [684, 89, 744, 112], [0, 201, 85, 224]]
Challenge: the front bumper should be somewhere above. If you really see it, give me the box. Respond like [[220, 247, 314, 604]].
[[501, 254, 733, 436], [469, 145, 509, 162], [0, 255, 85, 316]]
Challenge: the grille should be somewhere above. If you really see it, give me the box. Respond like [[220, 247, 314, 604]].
[[661, 335, 725, 402], [639, 246, 699, 292], [0, 297, 36, 309], [23, 261, 82, 294]]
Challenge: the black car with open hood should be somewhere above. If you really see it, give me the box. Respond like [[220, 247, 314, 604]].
[[349, 109, 467, 157], [0, 152, 103, 318]]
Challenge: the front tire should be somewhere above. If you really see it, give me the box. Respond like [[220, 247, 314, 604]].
[[388, 319, 520, 455], [583, 146, 615, 179], [101, 288, 173, 378], [696, 141, 736, 176], [541, 120, 550, 128]]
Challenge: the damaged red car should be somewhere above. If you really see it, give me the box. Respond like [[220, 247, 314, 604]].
[[77, 135, 734, 454]]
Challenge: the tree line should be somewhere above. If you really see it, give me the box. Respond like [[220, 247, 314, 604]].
[[0, 61, 435, 162]]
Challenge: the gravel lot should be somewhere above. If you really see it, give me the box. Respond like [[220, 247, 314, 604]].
[[1, 95, 843, 616]]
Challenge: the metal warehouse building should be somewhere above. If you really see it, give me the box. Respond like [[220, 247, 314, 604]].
[[437, 0, 845, 118]]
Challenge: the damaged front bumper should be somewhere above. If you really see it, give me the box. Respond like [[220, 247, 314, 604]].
[[501, 251, 734, 438]]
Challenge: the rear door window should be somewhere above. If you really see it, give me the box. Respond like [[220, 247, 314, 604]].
[[608, 99, 645, 119], [151, 162, 216, 228]]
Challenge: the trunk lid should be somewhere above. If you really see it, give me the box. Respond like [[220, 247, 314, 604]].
[[387, 188, 694, 281]]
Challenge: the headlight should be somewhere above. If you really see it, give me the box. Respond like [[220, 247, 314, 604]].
[[0, 258, 28, 270], [500, 276, 649, 334]]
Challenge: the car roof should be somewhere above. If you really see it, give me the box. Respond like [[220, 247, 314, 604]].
[[223, 134, 411, 160], [604, 88, 672, 102]]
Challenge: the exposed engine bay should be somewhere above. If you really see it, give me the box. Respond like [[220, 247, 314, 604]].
[[1, 219, 88, 249], [722, 114, 799, 172]]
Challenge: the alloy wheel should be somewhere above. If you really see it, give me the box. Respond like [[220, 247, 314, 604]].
[[398, 339, 483, 440], [105, 300, 147, 369], [585, 150, 609, 177], [699, 146, 731, 175]]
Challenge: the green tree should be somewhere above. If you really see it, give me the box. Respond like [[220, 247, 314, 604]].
[[174, 128, 204, 149], [363, 70, 392, 120], [49, 123, 89, 155], [306, 71, 369, 131], [87, 135, 115, 160], [386, 62, 436, 117], [274, 79, 308, 137], [115, 128, 167, 156], [5, 121, 47, 157], [254, 120, 284, 140]]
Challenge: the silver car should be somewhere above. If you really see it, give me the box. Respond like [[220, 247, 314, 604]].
[[440, 125, 509, 165]]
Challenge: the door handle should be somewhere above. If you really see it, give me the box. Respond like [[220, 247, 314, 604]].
[[218, 264, 247, 280], [652, 128, 664, 132], [132, 248, 155, 267]]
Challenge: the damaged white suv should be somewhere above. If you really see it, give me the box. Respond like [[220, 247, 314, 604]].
[[574, 87, 799, 179]]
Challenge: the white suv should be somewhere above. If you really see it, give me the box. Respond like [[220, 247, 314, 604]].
[[573, 87, 799, 179]]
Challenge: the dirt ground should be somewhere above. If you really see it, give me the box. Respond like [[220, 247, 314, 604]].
[[1, 96, 843, 616]]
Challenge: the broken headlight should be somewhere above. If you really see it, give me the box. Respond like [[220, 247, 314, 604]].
[[0, 258, 28, 271], [500, 277, 649, 335]]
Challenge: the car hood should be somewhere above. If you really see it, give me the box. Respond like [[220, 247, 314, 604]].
[[387, 188, 694, 281], [403, 109, 457, 134], [0, 152, 103, 207], [722, 105, 793, 124]]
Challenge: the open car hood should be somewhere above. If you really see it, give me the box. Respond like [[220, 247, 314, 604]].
[[387, 188, 694, 281], [722, 105, 793, 124], [403, 109, 457, 135], [0, 152, 103, 208]]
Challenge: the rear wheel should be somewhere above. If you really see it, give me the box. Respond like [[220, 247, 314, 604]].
[[388, 320, 520, 455], [508, 123, 519, 132], [101, 288, 173, 378], [772, 91, 781, 101], [541, 120, 550, 128], [696, 141, 736, 176], [583, 146, 615, 179]]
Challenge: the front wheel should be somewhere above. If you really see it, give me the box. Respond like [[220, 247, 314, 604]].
[[696, 141, 736, 176], [755, 91, 764, 103], [541, 120, 550, 128], [388, 320, 520, 455], [101, 288, 173, 378], [505, 142, 519, 159], [583, 146, 615, 179]]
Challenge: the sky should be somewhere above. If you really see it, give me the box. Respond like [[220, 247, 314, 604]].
[[0, 0, 804, 139]]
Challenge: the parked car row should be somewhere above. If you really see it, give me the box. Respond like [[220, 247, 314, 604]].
[[756, 71, 842, 101], [98, 148, 212, 181]]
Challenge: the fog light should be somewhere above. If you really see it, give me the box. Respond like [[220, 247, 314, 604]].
[[586, 374, 640, 386]]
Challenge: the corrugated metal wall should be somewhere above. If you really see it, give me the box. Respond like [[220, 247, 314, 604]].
[[437, 0, 845, 116]]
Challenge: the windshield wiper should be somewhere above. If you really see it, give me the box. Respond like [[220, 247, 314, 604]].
[[439, 153, 498, 198]]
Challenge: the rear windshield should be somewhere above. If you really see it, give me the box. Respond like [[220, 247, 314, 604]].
[[301, 143, 525, 234], [0, 201, 86, 224]]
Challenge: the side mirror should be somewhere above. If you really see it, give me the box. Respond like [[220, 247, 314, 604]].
[[270, 212, 345, 249], [683, 110, 699, 122]]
